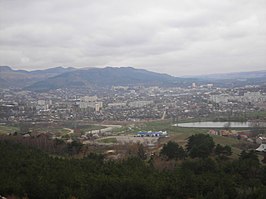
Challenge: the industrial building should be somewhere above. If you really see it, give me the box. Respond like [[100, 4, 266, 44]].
[[135, 131, 168, 137]]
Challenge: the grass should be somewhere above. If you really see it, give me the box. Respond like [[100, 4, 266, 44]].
[[211, 135, 243, 158], [97, 138, 117, 143], [28, 126, 71, 137], [211, 135, 240, 146], [246, 111, 266, 119], [135, 119, 207, 134], [110, 125, 143, 135], [111, 126, 128, 133], [79, 125, 106, 133], [175, 111, 266, 123], [32, 124, 106, 135], [0, 125, 19, 135]]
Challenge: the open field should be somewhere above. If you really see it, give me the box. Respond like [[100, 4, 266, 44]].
[[175, 111, 266, 123], [0, 125, 19, 135], [211, 135, 244, 158], [136, 120, 208, 133], [246, 111, 266, 119], [97, 137, 117, 144], [31, 126, 69, 135], [78, 124, 107, 133], [97, 135, 158, 145]]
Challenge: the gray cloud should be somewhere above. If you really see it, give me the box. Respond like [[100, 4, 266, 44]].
[[0, 0, 265, 76]]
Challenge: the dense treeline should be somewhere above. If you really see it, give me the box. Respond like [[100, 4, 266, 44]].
[[0, 134, 83, 156], [0, 138, 266, 198]]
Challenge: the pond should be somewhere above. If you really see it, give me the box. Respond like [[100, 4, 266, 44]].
[[174, 122, 256, 128]]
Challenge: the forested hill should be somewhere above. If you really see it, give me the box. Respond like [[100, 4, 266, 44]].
[[0, 66, 197, 91], [26, 67, 195, 91], [0, 140, 266, 199], [2, 66, 265, 90], [0, 66, 74, 88]]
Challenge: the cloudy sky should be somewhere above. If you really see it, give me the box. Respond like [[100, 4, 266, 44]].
[[0, 0, 265, 76]]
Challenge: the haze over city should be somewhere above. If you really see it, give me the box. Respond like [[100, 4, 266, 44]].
[[1, 0, 266, 76]]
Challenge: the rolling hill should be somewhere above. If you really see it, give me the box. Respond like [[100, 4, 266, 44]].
[[194, 70, 266, 80], [2, 66, 265, 91], [26, 67, 194, 91], [0, 66, 75, 88], [192, 70, 266, 87]]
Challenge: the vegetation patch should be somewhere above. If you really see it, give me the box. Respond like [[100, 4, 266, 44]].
[[0, 125, 19, 135], [1, 136, 266, 199], [79, 124, 106, 133], [97, 137, 117, 143]]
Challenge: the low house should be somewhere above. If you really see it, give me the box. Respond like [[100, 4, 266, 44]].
[[219, 130, 230, 136], [256, 137, 266, 144], [256, 144, 266, 152], [208, 129, 218, 135]]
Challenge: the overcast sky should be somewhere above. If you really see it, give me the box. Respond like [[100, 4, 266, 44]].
[[0, 0, 265, 76]]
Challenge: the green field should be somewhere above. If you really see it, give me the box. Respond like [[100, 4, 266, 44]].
[[136, 119, 207, 134], [211, 135, 243, 158], [0, 125, 19, 135], [97, 137, 117, 143], [246, 111, 266, 119], [31, 126, 69, 135], [79, 125, 106, 133]]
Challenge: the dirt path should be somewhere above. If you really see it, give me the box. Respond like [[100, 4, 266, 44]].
[[63, 128, 74, 134], [88, 125, 122, 134]]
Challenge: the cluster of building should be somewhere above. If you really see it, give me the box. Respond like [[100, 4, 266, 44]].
[[0, 83, 266, 124], [210, 92, 266, 104], [209, 129, 266, 144], [78, 96, 103, 111]]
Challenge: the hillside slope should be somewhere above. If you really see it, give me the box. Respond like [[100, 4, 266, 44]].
[[26, 67, 193, 91], [0, 66, 75, 88]]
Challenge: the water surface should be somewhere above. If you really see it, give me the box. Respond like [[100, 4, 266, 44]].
[[175, 122, 254, 128]]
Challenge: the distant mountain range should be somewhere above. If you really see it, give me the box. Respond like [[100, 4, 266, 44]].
[[0, 66, 74, 88], [0, 66, 188, 90], [26, 67, 195, 91], [192, 70, 266, 87], [193, 70, 266, 80], [0, 66, 265, 91]]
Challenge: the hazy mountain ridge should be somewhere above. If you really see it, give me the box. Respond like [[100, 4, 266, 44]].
[[0, 66, 75, 88], [193, 70, 266, 80], [1, 66, 266, 91], [189, 70, 266, 87], [26, 67, 195, 91]]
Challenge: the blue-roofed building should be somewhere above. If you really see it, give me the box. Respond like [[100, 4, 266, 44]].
[[135, 131, 167, 137]]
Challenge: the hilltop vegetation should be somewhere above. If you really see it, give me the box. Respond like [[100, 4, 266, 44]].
[[1, 133, 266, 199], [0, 66, 74, 88], [2, 66, 266, 90], [26, 67, 192, 91]]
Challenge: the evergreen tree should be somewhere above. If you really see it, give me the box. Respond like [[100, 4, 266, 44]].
[[186, 134, 215, 158], [160, 141, 186, 160], [137, 144, 147, 160], [215, 144, 232, 158]]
